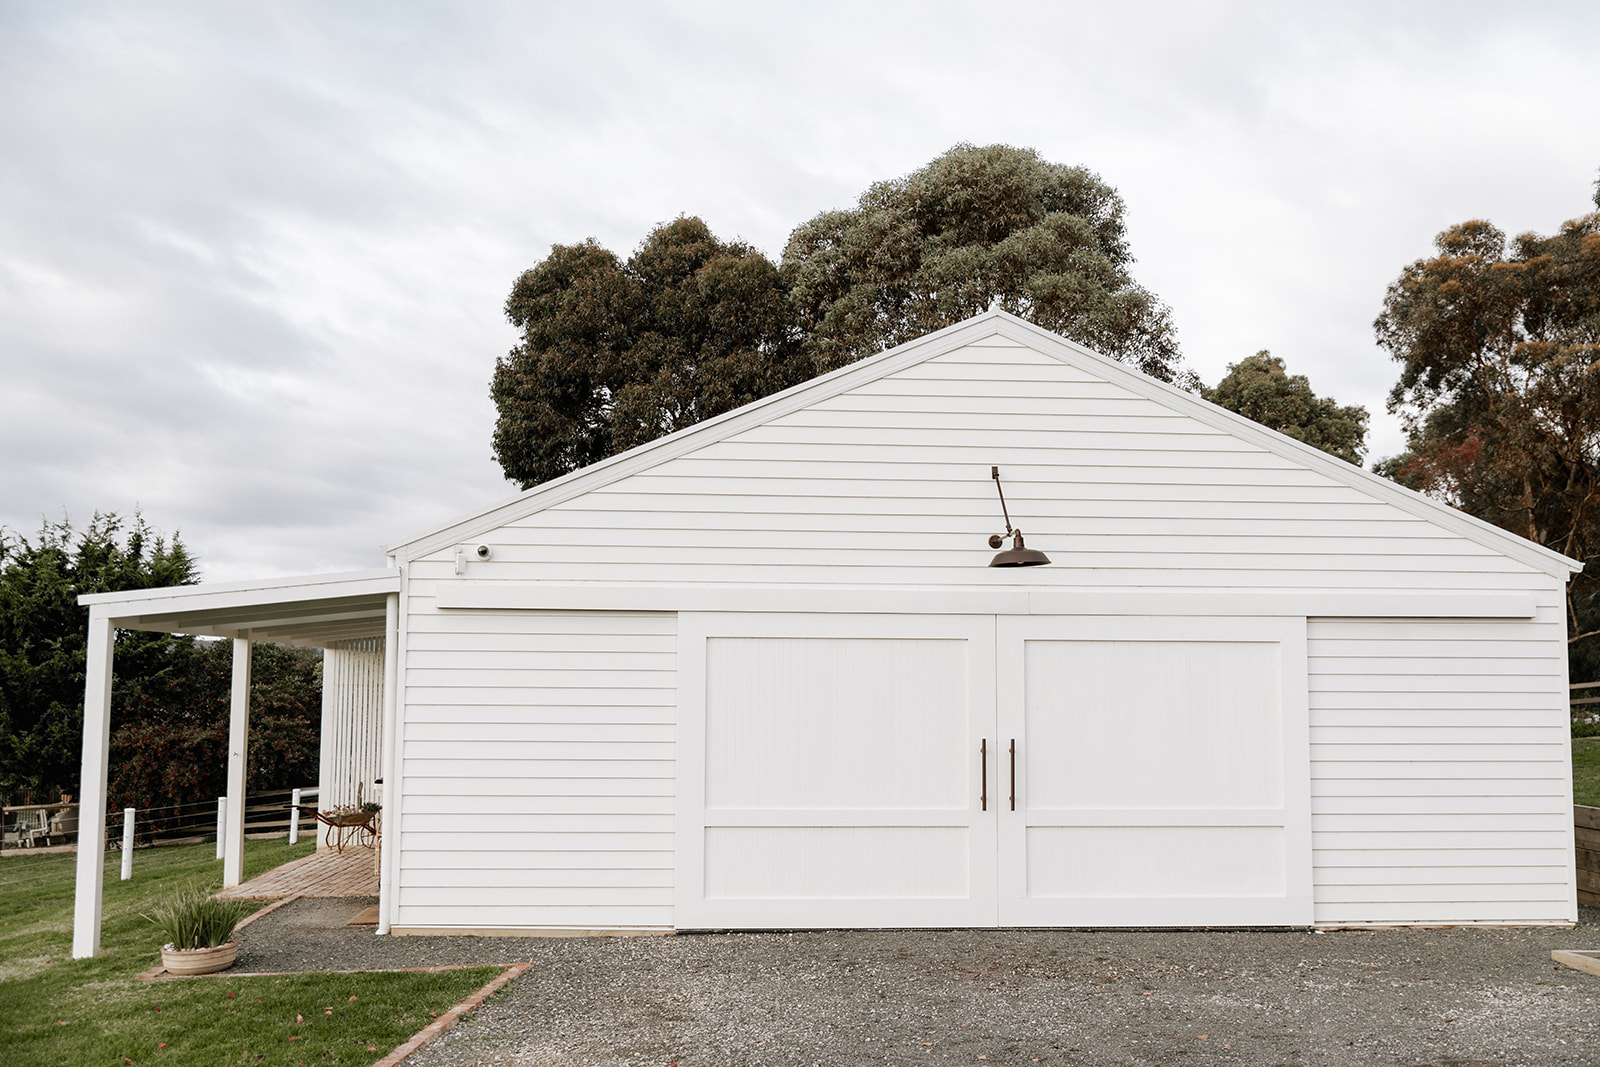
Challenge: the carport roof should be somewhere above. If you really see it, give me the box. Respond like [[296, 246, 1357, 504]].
[[76, 568, 399, 646]]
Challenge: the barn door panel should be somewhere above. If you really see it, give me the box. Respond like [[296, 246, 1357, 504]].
[[677, 613, 997, 928], [996, 616, 1311, 926]]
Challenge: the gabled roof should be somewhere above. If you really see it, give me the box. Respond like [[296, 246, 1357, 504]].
[[387, 309, 1582, 579]]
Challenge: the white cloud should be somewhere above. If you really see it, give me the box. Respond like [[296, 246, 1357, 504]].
[[2, 0, 1597, 580]]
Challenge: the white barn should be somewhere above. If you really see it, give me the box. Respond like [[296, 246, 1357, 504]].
[[71, 309, 1583, 954]]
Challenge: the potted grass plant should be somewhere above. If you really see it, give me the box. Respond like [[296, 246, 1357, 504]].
[[144, 884, 253, 975]]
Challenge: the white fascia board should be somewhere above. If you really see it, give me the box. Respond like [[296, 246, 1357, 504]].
[[433, 581, 1538, 620], [985, 314, 1584, 581], [383, 314, 1014, 562], [77, 568, 402, 619]]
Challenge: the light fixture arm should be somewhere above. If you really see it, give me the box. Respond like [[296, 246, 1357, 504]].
[[985, 466, 1051, 567], [991, 466, 1014, 536]]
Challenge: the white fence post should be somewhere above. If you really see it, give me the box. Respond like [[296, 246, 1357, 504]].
[[289, 788, 301, 845], [120, 808, 134, 881], [215, 797, 226, 860]]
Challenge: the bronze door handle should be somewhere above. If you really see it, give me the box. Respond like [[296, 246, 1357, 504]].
[[1009, 739, 1016, 811]]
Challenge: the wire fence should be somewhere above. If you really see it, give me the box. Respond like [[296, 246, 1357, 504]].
[[1, 785, 319, 856], [0, 785, 333, 893]]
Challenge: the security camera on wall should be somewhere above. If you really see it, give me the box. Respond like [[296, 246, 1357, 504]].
[[475, 544, 492, 560]]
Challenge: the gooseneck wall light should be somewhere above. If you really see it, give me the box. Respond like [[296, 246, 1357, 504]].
[[987, 466, 1051, 567]]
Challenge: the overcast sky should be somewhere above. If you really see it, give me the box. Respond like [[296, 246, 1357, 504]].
[[3, 2, 1597, 583]]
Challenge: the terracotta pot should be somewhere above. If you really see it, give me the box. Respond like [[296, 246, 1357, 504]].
[[160, 941, 237, 976]]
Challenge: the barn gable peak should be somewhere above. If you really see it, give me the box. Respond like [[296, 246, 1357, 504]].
[[387, 309, 1581, 578]]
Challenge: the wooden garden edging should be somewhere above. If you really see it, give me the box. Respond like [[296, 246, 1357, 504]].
[[1579, 805, 1600, 907]]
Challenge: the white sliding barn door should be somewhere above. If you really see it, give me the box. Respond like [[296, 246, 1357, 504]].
[[996, 617, 1312, 926], [677, 614, 997, 928]]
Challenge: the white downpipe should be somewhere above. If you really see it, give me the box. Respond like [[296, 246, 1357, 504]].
[[376, 590, 400, 935], [223, 637, 251, 887], [215, 798, 226, 860], [71, 608, 116, 958], [120, 809, 134, 881], [289, 788, 301, 845]]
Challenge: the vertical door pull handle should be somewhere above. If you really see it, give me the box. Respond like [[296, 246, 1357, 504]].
[[1009, 739, 1016, 811], [980, 739, 988, 811]]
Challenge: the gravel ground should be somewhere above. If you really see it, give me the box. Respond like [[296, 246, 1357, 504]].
[[235, 899, 1600, 1066], [233, 897, 540, 972]]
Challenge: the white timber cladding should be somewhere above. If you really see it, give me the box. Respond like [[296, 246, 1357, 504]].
[[1307, 607, 1576, 926], [319, 639, 385, 848], [426, 339, 1564, 591], [395, 605, 676, 931], [394, 323, 1577, 929]]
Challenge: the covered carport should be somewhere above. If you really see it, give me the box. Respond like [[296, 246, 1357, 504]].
[[70, 569, 401, 958]]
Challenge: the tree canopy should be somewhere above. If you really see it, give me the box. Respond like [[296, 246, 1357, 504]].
[[491, 218, 802, 489], [1203, 351, 1368, 464], [0, 513, 322, 808], [491, 144, 1190, 488], [784, 143, 1187, 384], [109, 638, 322, 815], [0, 514, 197, 803], [1373, 181, 1600, 662]]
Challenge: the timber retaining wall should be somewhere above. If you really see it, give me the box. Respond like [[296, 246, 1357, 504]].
[[1579, 805, 1600, 908]]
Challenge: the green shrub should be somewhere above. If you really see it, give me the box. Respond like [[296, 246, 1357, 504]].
[[143, 884, 253, 949]]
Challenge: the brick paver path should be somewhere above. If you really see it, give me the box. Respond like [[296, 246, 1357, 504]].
[[218, 845, 378, 899]]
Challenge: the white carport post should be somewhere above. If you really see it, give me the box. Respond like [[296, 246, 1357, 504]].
[[376, 591, 400, 935], [222, 636, 251, 888], [71, 608, 115, 958]]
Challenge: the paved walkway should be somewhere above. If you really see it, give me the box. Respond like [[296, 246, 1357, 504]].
[[218, 844, 378, 899]]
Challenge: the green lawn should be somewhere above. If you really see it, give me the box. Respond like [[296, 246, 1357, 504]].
[[0, 839, 498, 1066], [1576, 735, 1600, 808]]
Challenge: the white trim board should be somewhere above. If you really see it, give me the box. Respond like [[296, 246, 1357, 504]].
[[434, 582, 1538, 620], [79, 569, 401, 610]]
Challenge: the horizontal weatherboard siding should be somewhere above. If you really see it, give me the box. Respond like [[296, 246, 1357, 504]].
[[423, 344, 1536, 592], [393, 333, 1574, 929], [397, 606, 676, 931], [1307, 614, 1572, 925]]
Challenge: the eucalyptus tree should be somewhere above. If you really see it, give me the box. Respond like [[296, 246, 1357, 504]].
[[491, 144, 1192, 489], [782, 142, 1191, 385], [1374, 178, 1600, 665], [491, 217, 800, 490], [1204, 351, 1368, 464]]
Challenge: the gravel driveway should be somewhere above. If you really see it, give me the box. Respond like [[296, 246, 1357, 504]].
[[235, 899, 1600, 1066]]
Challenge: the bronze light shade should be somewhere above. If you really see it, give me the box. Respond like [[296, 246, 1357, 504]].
[[987, 466, 1052, 567], [989, 529, 1051, 567]]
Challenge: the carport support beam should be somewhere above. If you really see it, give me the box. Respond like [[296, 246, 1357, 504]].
[[71, 608, 115, 958], [223, 637, 251, 888]]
